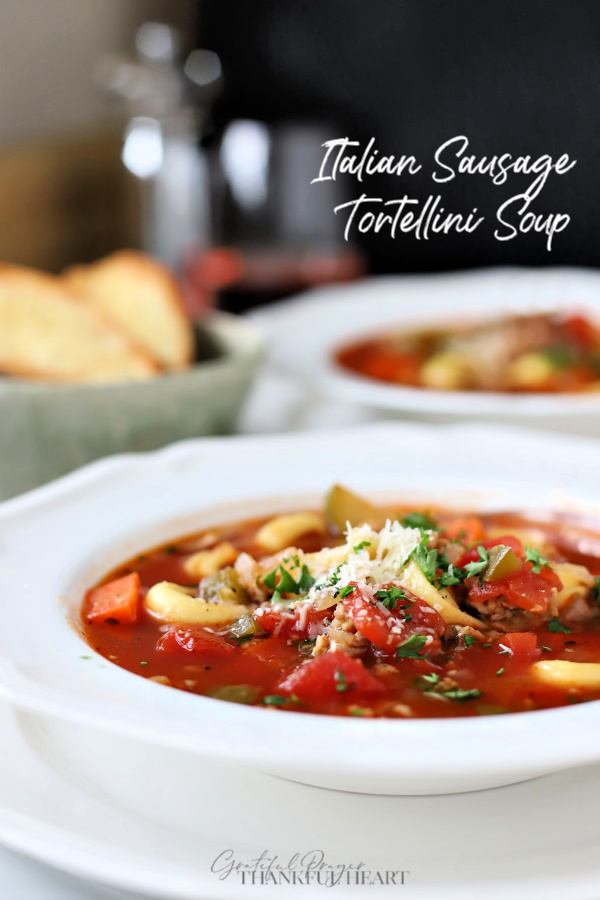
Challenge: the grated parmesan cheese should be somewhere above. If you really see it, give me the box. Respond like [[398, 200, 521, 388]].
[[304, 519, 427, 602]]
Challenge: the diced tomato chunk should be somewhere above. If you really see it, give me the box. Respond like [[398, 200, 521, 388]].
[[496, 632, 540, 661], [342, 584, 406, 652], [444, 517, 484, 545], [360, 351, 422, 385], [156, 626, 234, 656], [564, 314, 598, 350], [254, 604, 331, 641], [467, 563, 562, 614], [458, 536, 562, 613], [85, 573, 141, 624], [342, 583, 444, 655], [278, 650, 384, 702]]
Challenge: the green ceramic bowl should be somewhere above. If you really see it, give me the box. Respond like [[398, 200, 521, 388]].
[[0, 312, 264, 501]]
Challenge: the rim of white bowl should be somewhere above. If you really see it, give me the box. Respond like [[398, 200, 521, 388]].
[[251, 266, 600, 417]]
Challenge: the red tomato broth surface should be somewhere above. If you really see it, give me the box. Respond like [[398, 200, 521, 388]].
[[82, 508, 600, 718]]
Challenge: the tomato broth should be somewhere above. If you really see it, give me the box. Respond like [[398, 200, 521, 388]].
[[82, 495, 600, 719]]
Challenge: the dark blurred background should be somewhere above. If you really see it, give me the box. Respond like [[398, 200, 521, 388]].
[[202, 0, 599, 274], [2, 0, 599, 308]]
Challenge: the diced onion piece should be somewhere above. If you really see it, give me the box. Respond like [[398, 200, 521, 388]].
[[531, 660, 600, 690], [255, 512, 326, 552], [184, 542, 238, 578], [145, 581, 247, 624], [399, 561, 483, 628]]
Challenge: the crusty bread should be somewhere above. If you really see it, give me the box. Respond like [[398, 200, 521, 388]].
[[62, 251, 194, 370], [0, 265, 159, 383]]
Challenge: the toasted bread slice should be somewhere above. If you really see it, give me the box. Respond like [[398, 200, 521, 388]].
[[0, 266, 159, 383], [62, 251, 194, 370]]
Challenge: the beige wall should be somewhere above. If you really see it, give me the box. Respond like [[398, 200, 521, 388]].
[[0, 0, 197, 142]]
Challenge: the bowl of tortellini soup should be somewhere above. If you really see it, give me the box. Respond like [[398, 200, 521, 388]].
[[2, 421, 600, 797], [254, 266, 600, 436]]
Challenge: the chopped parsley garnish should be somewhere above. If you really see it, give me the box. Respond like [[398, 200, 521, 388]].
[[434, 550, 467, 588], [315, 563, 344, 591], [496, 667, 505, 677], [350, 707, 365, 716], [464, 546, 489, 579], [296, 564, 316, 592], [140, 661, 149, 667], [232, 634, 254, 646], [541, 645, 552, 652], [419, 672, 481, 700], [334, 669, 355, 693], [592, 577, 600, 604], [439, 687, 482, 701], [396, 634, 428, 659], [282, 554, 301, 566], [263, 563, 315, 602], [353, 541, 371, 553], [403, 612, 412, 622], [263, 565, 294, 592], [402, 512, 439, 531], [438, 563, 466, 587], [261, 695, 289, 706], [482, 643, 492, 648], [411, 532, 439, 581], [374, 585, 413, 610], [463, 634, 477, 649], [338, 585, 355, 599], [525, 545, 552, 574], [547, 617, 572, 635]]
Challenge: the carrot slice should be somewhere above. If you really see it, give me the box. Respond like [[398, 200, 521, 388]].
[[444, 517, 484, 545], [85, 572, 141, 624]]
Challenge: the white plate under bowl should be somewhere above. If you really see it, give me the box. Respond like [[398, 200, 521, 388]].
[[5, 701, 600, 900], [5, 704, 600, 900], [2, 423, 600, 795], [251, 267, 600, 435]]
